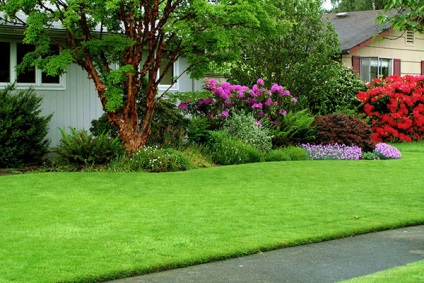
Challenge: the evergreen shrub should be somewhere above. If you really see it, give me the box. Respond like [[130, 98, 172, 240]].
[[0, 85, 52, 168]]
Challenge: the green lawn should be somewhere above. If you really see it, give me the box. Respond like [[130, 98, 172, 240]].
[[341, 260, 424, 283], [1, 143, 423, 282]]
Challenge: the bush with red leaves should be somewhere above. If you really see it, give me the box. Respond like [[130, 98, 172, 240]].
[[313, 113, 375, 152]]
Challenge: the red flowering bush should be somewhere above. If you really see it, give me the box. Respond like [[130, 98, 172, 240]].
[[357, 75, 424, 142]]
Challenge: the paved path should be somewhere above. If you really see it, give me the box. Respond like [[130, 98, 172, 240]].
[[108, 225, 424, 283]]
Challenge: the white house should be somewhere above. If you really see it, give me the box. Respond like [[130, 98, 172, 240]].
[[0, 17, 203, 146]]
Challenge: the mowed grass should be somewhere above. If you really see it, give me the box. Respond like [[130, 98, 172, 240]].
[[1, 143, 423, 282], [341, 260, 424, 283]]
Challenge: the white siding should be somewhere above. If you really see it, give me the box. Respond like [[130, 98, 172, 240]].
[[38, 58, 202, 147], [36, 64, 104, 146]]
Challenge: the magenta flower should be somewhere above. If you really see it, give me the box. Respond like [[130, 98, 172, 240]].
[[291, 97, 298, 103], [221, 110, 229, 117], [178, 103, 187, 110], [265, 98, 273, 106], [252, 103, 263, 109], [257, 78, 264, 85], [270, 84, 282, 93]]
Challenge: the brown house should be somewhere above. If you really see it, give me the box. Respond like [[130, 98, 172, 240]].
[[324, 10, 424, 81]]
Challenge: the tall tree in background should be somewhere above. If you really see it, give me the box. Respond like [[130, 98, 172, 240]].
[[0, 0, 289, 154], [377, 0, 424, 33], [228, 0, 364, 114], [330, 0, 385, 12]]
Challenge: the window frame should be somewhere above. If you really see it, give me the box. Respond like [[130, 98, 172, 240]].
[[0, 40, 66, 90], [158, 57, 179, 92], [360, 57, 394, 82]]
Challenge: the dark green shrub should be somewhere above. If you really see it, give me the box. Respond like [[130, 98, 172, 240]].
[[90, 114, 119, 138], [265, 146, 307, 162], [110, 147, 192, 172], [0, 85, 52, 168], [204, 131, 262, 165], [187, 117, 211, 144], [273, 109, 316, 147], [264, 149, 291, 162], [286, 146, 308, 161], [223, 112, 272, 153], [313, 114, 375, 152], [56, 127, 124, 165]]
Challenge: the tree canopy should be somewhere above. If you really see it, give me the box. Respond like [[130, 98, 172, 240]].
[[0, 0, 291, 153], [377, 0, 424, 33], [330, 0, 385, 12], [227, 0, 364, 115]]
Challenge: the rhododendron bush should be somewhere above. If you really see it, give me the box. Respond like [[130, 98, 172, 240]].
[[180, 78, 297, 127], [357, 75, 424, 142]]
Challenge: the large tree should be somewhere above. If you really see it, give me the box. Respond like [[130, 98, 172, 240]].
[[377, 0, 424, 33], [227, 0, 364, 115], [0, 0, 289, 153], [330, 0, 385, 12]]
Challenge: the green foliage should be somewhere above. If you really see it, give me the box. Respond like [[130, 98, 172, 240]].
[[264, 146, 307, 162], [377, 1, 424, 35], [227, 0, 364, 115], [313, 114, 375, 152], [222, 112, 273, 153], [361, 151, 378, 160], [0, 0, 293, 152], [330, 0, 385, 12], [204, 131, 262, 165], [146, 100, 189, 149], [273, 109, 316, 147], [187, 117, 211, 144], [0, 85, 52, 168], [109, 147, 192, 172], [56, 127, 124, 165]]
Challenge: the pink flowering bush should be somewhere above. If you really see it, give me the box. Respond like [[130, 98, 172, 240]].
[[374, 143, 402, 159], [181, 78, 297, 128], [301, 143, 362, 160]]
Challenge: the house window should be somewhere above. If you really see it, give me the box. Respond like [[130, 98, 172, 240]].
[[360, 57, 393, 81], [0, 41, 64, 89], [0, 42, 10, 82], [159, 59, 174, 85], [158, 58, 179, 91]]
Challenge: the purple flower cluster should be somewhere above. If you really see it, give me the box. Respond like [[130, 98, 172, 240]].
[[374, 143, 402, 159], [180, 78, 297, 126], [301, 143, 362, 160]]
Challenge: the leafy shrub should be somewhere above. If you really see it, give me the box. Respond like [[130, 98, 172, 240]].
[[264, 149, 291, 162], [286, 146, 308, 161], [222, 112, 272, 153], [361, 151, 379, 160], [313, 113, 375, 152], [272, 109, 316, 147], [110, 146, 192, 172], [301, 144, 362, 160], [204, 131, 262, 165], [186, 117, 211, 144], [357, 75, 424, 142], [0, 85, 52, 168], [56, 127, 124, 165], [181, 145, 214, 168], [265, 146, 307, 161]]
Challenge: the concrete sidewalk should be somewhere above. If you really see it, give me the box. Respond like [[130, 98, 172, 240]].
[[108, 225, 424, 283]]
